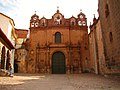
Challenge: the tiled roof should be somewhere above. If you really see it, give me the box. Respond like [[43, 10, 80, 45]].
[[15, 29, 28, 38]]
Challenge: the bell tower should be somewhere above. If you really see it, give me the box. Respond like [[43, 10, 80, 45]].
[[77, 10, 87, 26], [30, 11, 39, 28]]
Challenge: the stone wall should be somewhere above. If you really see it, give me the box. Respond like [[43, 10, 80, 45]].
[[98, 0, 120, 74], [15, 49, 27, 73]]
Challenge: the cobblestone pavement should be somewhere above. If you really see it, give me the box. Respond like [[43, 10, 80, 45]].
[[0, 73, 120, 90]]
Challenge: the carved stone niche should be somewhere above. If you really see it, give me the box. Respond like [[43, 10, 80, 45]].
[[73, 59, 79, 67]]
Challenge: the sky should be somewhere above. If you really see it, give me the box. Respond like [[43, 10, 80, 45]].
[[0, 0, 98, 29]]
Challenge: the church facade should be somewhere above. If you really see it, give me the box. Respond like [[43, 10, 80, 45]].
[[21, 9, 89, 74]]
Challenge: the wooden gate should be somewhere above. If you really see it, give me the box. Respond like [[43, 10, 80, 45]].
[[52, 52, 66, 74]]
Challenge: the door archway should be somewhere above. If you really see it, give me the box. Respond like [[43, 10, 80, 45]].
[[52, 51, 66, 74], [6, 50, 10, 70], [14, 62, 18, 73], [1, 46, 6, 69]]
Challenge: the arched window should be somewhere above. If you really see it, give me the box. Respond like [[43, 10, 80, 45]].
[[105, 3, 109, 18], [109, 32, 113, 42], [1, 46, 6, 69], [55, 32, 61, 43], [71, 21, 74, 26]]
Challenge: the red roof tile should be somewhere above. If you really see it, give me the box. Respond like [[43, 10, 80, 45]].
[[15, 29, 28, 38]]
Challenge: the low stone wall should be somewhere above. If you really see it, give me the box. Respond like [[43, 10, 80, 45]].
[[0, 69, 9, 76]]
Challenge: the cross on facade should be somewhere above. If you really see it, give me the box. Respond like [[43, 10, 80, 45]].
[[57, 6, 59, 10], [35, 11, 36, 14], [80, 9, 82, 12]]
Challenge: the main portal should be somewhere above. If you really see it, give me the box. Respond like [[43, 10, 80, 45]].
[[52, 52, 66, 74]]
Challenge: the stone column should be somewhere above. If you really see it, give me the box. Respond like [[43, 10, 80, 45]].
[[10, 49, 15, 73], [66, 48, 70, 74], [70, 48, 73, 74], [78, 46, 81, 73], [47, 47, 50, 74]]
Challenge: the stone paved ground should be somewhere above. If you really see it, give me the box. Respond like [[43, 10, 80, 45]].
[[0, 73, 120, 90]]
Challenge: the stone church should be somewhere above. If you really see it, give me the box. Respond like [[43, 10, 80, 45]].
[[15, 9, 89, 74]]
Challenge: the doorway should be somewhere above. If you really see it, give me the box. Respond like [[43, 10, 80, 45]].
[[52, 52, 66, 74]]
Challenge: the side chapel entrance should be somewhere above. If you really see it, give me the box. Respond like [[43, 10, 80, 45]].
[[52, 51, 66, 74]]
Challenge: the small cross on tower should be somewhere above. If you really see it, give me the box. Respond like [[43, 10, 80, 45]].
[[35, 11, 36, 14], [57, 6, 59, 13], [80, 9, 82, 12], [57, 6, 59, 10]]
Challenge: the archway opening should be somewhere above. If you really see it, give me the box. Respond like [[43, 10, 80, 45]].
[[52, 51, 66, 74], [6, 50, 10, 70], [1, 46, 5, 69], [14, 61, 18, 73]]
